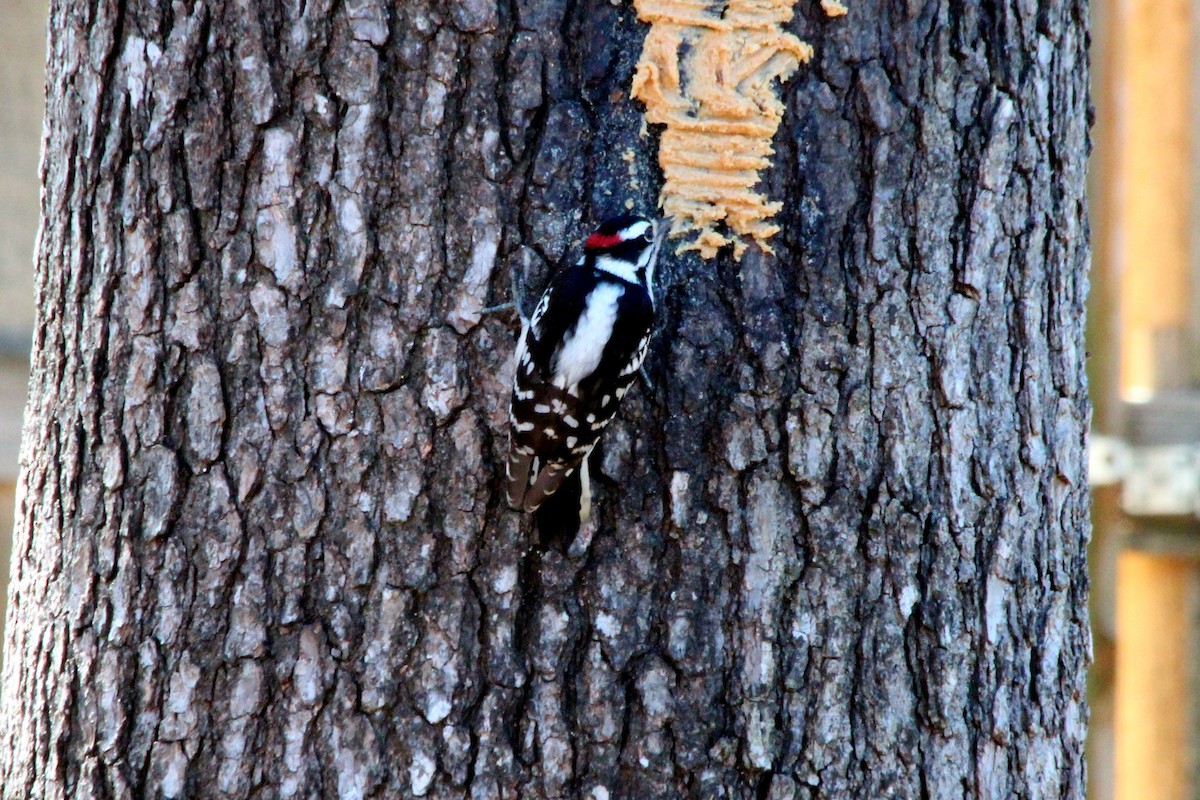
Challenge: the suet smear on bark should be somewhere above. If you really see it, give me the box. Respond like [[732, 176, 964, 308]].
[[631, 0, 818, 259]]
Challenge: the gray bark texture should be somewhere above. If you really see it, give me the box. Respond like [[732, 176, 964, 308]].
[[1, 1, 1091, 798]]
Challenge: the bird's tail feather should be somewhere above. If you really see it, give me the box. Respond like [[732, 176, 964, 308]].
[[522, 460, 575, 514], [535, 468, 584, 551], [506, 450, 534, 510]]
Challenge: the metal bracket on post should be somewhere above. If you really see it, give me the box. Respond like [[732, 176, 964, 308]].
[[1088, 434, 1133, 488], [1090, 435, 1200, 517]]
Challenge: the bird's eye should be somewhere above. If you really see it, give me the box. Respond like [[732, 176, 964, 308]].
[[642, 229, 655, 242]]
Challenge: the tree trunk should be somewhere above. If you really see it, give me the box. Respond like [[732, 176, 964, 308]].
[[1, 1, 1090, 798]]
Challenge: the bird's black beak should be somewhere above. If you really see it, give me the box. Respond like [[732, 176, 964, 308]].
[[654, 219, 670, 248]]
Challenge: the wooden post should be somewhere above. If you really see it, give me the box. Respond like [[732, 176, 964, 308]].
[[1109, 0, 1196, 792], [1116, 551, 1197, 800], [1112, 0, 1193, 394]]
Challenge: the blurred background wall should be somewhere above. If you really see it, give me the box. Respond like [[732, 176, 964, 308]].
[[0, 2, 1194, 799], [0, 0, 47, 674]]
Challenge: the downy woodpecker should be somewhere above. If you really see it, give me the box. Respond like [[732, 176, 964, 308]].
[[506, 215, 666, 523]]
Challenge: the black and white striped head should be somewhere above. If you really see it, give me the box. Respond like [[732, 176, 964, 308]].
[[583, 215, 665, 290]]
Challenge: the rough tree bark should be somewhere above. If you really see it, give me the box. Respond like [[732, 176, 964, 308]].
[[1, 1, 1090, 798]]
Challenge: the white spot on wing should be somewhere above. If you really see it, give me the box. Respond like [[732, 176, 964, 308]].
[[532, 290, 552, 323], [513, 327, 529, 366]]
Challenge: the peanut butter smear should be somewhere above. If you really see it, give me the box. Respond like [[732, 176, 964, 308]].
[[631, 0, 817, 259]]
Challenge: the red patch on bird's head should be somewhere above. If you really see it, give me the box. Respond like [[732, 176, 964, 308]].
[[585, 232, 624, 251]]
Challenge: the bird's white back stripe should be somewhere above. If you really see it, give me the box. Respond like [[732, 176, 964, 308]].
[[553, 283, 624, 386]]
